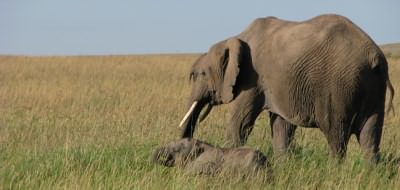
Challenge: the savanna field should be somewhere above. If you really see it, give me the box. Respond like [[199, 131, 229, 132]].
[[0, 54, 400, 189]]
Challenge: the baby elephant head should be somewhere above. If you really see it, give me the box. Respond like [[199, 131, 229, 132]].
[[151, 138, 206, 167]]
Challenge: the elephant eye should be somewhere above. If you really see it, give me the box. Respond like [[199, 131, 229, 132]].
[[190, 72, 197, 81], [190, 71, 206, 81]]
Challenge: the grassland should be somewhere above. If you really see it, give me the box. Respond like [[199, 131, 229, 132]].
[[381, 43, 400, 59], [0, 54, 399, 189]]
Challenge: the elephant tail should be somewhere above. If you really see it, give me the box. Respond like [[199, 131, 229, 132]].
[[374, 51, 395, 115], [380, 52, 395, 115], [386, 79, 395, 115]]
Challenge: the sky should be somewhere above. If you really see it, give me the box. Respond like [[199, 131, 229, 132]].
[[1, 0, 399, 55]]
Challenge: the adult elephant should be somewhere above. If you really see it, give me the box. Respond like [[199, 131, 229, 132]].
[[179, 14, 394, 162]]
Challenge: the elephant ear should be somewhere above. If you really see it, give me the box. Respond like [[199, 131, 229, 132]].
[[221, 38, 247, 103]]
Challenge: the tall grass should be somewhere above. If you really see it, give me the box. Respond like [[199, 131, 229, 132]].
[[0, 55, 399, 189]]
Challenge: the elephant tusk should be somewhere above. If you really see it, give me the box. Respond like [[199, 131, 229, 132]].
[[179, 101, 198, 128], [199, 103, 213, 123]]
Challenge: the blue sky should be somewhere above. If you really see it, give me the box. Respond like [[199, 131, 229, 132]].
[[1, 0, 399, 55]]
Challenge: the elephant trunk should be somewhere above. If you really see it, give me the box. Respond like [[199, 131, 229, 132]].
[[180, 100, 208, 138], [151, 147, 175, 167], [199, 103, 213, 123]]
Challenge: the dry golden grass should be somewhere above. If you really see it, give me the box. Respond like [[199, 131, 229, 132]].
[[0, 55, 399, 189]]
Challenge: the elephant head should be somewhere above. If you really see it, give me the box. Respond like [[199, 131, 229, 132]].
[[180, 38, 251, 138], [151, 138, 207, 167]]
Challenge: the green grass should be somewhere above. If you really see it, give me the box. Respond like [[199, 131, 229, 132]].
[[0, 55, 399, 189]]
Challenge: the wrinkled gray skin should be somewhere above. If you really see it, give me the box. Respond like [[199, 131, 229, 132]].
[[180, 14, 395, 163], [151, 138, 270, 175]]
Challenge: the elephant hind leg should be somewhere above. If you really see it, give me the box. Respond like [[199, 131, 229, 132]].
[[356, 112, 384, 164], [269, 113, 297, 156]]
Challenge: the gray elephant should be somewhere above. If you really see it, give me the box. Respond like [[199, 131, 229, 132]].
[[179, 14, 394, 162], [151, 138, 270, 175]]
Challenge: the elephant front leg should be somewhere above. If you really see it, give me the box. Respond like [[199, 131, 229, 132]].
[[269, 113, 297, 156], [224, 89, 264, 147]]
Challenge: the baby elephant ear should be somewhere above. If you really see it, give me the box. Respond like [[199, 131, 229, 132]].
[[221, 38, 249, 103]]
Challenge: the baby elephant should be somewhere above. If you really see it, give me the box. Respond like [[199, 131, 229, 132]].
[[151, 138, 271, 175]]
